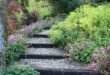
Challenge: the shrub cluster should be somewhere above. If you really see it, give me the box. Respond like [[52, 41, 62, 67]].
[[49, 4, 110, 74], [5, 42, 27, 65]]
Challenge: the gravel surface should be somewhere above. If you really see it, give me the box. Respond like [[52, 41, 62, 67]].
[[20, 59, 87, 70], [38, 30, 50, 35], [26, 48, 65, 56], [26, 38, 52, 44]]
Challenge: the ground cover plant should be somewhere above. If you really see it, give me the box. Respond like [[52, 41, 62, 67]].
[[5, 41, 27, 65], [4, 64, 40, 75]]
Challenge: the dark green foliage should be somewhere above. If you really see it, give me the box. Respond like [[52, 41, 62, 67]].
[[47, 0, 82, 15], [4, 64, 40, 75], [5, 42, 27, 65], [96, 0, 108, 2]]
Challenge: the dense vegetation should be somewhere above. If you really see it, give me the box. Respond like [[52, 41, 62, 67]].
[[5, 0, 110, 75], [5, 42, 27, 65], [49, 4, 110, 75]]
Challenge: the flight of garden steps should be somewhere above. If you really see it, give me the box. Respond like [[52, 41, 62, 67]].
[[20, 27, 100, 75]]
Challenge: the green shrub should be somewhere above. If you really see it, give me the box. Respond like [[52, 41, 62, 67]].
[[39, 6, 52, 19], [49, 29, 66, 48], [5, 42, 27, 65], [65, 4, 110, 45], [50, 4, 110, 63], [49, 21, 73, 48], [4, 64, 40, 75], [36, 1, 52, 19]]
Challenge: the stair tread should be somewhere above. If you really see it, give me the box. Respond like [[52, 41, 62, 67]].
[[26, 38, 52, 44], [20, 59, 87, 70], [26, 48, 65, 56]]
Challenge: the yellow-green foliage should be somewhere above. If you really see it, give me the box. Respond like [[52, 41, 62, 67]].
[[26, 0, 39, 13], [65, 5, 110, 39], [26, 0, 52, 19], [37, 1, 52, 19], [50, 5, 110, 45]]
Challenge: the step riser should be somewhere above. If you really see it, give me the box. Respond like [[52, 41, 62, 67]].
[[35, 68, 100, 75], [44, 27, 51, 30], [20, 54, 68, 59], [28, 44, 58, 48], [29, 35, 48, 38]]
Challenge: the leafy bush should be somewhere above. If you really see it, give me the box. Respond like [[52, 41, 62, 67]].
[[5, 42, 27, 65], [36, 0, 52, 19], [25, 0, 52, 19], [58, 5, 110, 46], [39, 6, 52, 19], [49, 4, 110, 64], [49, 29, 66, 48], [4, 64, 40, 75]]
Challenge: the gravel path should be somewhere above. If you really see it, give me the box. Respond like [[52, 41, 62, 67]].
[[20, 59, 87, 70], [26, 48, 65, 56], [26, 38, 52, 44], [38, 30, 50, 35]]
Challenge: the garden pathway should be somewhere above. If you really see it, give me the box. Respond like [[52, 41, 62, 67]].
[[20, 27, 99, 75]]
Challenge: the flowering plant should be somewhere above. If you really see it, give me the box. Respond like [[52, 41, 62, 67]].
[[88, 45, 110, 75], [8, 34, 24, 44]]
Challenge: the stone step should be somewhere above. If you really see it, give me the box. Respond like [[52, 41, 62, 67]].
[[19, 59, 99, 75], [27, 48, 65, 55], [36, 68, 99, 75], [38, 30, 50, 35], [20, 59, 87, 70], [26, 38, 52, 44], [29, 30, 50, 38], [20, 48, 68, 59]]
